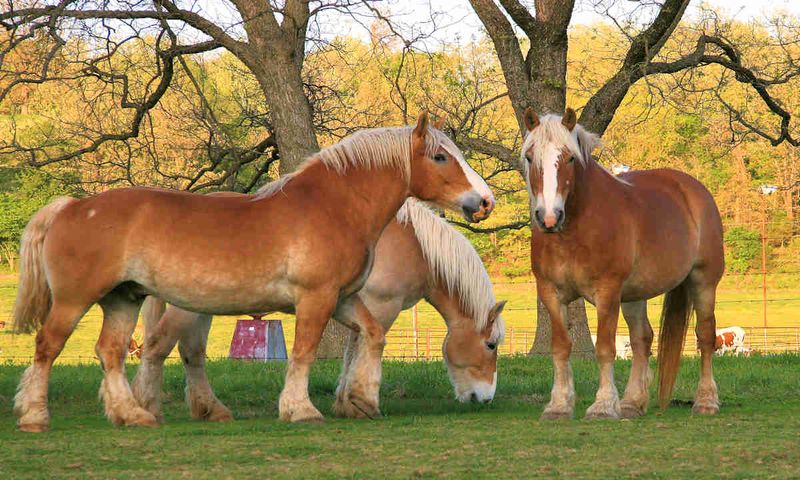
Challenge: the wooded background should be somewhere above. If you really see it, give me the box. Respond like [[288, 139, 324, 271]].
[[1, 0, 799, 356]]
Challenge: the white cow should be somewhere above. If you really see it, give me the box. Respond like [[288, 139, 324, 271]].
[[714, 326, 750, 356], [591, 334, 632, 360]]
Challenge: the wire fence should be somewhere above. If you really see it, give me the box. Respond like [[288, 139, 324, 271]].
[[380, 325, 800, 360]]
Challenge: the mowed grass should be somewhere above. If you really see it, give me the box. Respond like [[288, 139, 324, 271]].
[[2, 273, 800, 362], [1, 355, 800, 478]]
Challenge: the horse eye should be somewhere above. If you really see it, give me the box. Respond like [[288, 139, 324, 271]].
[[486, 342, 497, 351], [568, 156, 576, 163], [525, 154, 532, 163], [433, 153, 447, 163]]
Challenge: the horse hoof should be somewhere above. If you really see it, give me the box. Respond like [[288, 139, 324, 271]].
[[540, 409, 573, 421], [18, 422, 49, 433], [206, 405, 234, 423], [123, 408, 160, 428], [619, 401, 646, 419], [280, 401, 324, 423], [584, 401, 621, 420], [345, 395, 382, 420], [692, 402, 719, 415]]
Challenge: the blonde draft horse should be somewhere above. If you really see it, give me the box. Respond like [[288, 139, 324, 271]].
[[521, 107, 724, 420], [12, 113, 495, 432], [132, 198, 506, 422]]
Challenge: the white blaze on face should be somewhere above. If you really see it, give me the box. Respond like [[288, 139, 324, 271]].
[[444, 143, 494, 203], [538, 143, 564, 227]]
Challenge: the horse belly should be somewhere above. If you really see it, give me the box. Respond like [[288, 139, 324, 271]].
[[129, 255, 295, 315], [620, 261, 692, 302]]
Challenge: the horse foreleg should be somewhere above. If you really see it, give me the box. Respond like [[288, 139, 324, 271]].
[[691, 282, 720, 415], [278, 292, 336, 423], [539, 287, 575, 420], [97, 295, 158, 427], [333, 328, 361, 417], [179, 313, 233, 422], [620, 300, 654, 418], [331, 294, 387, 419], [131, 297, 177, 422], [585, 292, 622, 420], [15, 302, 87, 432]]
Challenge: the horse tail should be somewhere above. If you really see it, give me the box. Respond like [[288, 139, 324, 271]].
[[12, 196, 76, 334], [656, 277, 694, 409]]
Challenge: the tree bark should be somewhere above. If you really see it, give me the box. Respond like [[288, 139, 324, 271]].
[[529, 298, 595, 359], [316, 320, 352, 359]]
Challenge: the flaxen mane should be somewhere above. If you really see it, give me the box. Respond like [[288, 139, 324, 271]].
[[396, 198, 505, 342], [257, 126, 457, 197], [520, 113, 629, 185]]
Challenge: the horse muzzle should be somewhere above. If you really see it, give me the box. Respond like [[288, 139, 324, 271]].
[[461, 192, 495, 223], [533, 206, 564, 233]]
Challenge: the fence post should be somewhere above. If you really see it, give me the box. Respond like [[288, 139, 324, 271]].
[[412, 305, 419, 358], [426, 328, 431, 359]]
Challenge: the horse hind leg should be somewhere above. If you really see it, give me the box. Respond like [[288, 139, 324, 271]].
[[97, 292, 158, 427], [178, 313, 233, 422], [619, 300, 654, 418], [690, 276, 720, 415], [15, 302, 87, 432]]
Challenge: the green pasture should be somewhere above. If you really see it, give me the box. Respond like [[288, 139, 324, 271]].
[[1, 355, 799, 478], [2, 273, 800, 363]]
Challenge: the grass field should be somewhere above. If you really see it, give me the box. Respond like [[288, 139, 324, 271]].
[[1, 355, 799, 478], [2, 272, 800, 362]]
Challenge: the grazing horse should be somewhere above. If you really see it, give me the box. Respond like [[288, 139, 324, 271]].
[[12, 114, 495, 432], [132, 198, 506, 422], [521, 107, 724, 420]]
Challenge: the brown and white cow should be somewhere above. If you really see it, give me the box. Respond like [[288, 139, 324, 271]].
[[714, 327, 750, 356]]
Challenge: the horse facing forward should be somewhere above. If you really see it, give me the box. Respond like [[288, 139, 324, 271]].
[[12, 113, 495, 432], [522, 108, 724, 420], [132, 198, 506, 423]]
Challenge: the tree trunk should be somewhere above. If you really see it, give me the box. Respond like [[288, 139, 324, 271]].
[[529, 298, 595, 359], [250, 59, 319, 174], [316, 320, 352, 359]]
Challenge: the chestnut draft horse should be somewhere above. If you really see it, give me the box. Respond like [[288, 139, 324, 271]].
[[12, 113, 495, 432], [132, 198, 506, 422], [521, 108, 724, 420]]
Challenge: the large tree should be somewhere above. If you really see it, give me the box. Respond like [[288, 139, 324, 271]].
[[463, 0, 800, 356], [0, 1, 390, 176]]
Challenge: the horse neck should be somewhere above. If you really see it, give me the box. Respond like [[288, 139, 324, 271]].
[[425, 282, 472, 332], [566, 159, 619, 223], [297, 161, 409, 239]]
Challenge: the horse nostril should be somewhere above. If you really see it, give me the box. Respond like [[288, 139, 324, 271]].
[[555, 208, 564, 224], [481, 198, 489, 209], [534, 209, 544, 224], [470, 392, 478, 403]]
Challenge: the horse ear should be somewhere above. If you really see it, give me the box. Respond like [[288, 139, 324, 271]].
[[489, 300, 507, 322], [523, 107, 539, 132], [414, 111, 430, 139], [433, 114, 447, 130], [562, 107, 577, 131]]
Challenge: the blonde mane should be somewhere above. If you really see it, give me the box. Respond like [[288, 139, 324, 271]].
[[396, 198, 505, 343], [520, 113, 630, 187], [256, 126, 457, 197]]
